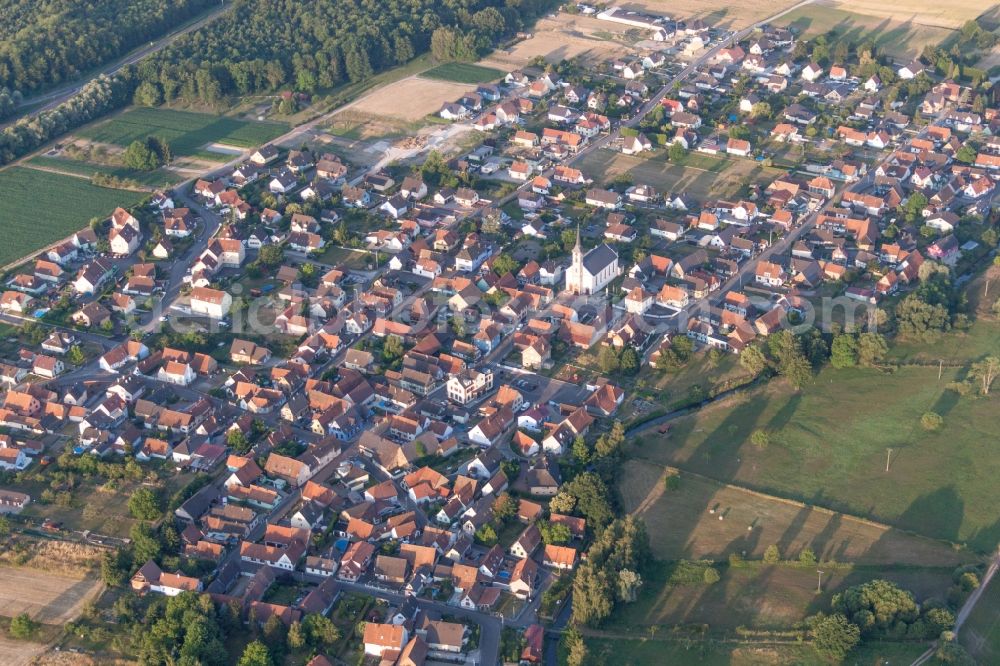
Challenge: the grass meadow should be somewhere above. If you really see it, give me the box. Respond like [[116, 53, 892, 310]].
[[961, 572, 1000, 663], [26, 155, 180, 188], [618, 460, 971, 567], [604, 559, 955, 634], [583, 636, 930, 666], [631, 361, 1000, 551]]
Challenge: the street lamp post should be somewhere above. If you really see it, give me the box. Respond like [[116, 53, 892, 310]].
[[816, 570, 824, 594]]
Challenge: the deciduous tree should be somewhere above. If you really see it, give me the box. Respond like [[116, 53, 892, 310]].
[[812, 614, 860, 660]]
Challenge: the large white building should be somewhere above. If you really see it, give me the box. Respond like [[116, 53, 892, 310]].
[[564, 229, 620, 295], [189, 287, 232, 319], [446, 368, 494, 405]]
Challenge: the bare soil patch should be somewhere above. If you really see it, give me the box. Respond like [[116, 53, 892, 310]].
[[349, 77, 473, 123], [0, 635, 47, 666], [0, 567, 103, 624], [480, 14, 632, 69]]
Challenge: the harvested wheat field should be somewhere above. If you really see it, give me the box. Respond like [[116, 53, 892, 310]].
[[0, 567, 103, 624], [480, 14, 632, 69], [0, 635, 47, 666], [829, 0, 987, 29], [777, 2, 954, 59], [348, 77, 474, 122], [976, 47, 1000, 70], [629, 0, 803, 30]]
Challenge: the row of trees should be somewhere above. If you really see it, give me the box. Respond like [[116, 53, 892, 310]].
[[571, 516, 650, 626], [0, 74, 133, 164], [736, 324, 890, 389], [549, 472, 616, 529], [0, 0, 214, 94], [738, 328, 828, 390]]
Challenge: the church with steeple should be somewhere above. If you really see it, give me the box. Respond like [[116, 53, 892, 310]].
[[564, 226, 621, 295]]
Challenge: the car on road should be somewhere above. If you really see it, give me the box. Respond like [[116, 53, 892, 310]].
[[159, 315, 169, 322]]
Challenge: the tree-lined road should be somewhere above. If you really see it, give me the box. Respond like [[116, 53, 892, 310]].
[[2, 2, 235, 130]]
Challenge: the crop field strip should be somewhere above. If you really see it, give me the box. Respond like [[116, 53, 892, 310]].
[[0, 167, 144, 267], [25, 156, 179, 188], [421, 62, 506, 84], [76, 108, 288, 160]]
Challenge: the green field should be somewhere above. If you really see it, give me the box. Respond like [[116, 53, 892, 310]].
[[775, 4, 953, 60], [583, 637, 930, 666], [76, 108, 288, 160], [890, 318, 1000, 364], [421, 62, 505, 84], [890, 273, 1000, 364], [0, 167, 145, 267], [26, 156, 179, 188], [605, 560, 954, 634], [618, 460, 971, 568], [961, 575, 1000, 663], [632, 358, 1000, 552]]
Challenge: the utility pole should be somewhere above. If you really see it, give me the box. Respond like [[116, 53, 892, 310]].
[[885, 448, 892, 473], [938, 359, 943, 381], [816, 570, 824, 594]]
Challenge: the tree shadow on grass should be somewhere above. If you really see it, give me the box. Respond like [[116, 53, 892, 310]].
[[965, 514, 1000, 555], [897, 486, 965, 544], [774, 505, 812, 556], [930, 387, 960, 417], [682, 393, 772, 480], [765, 392, 801, 434]]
